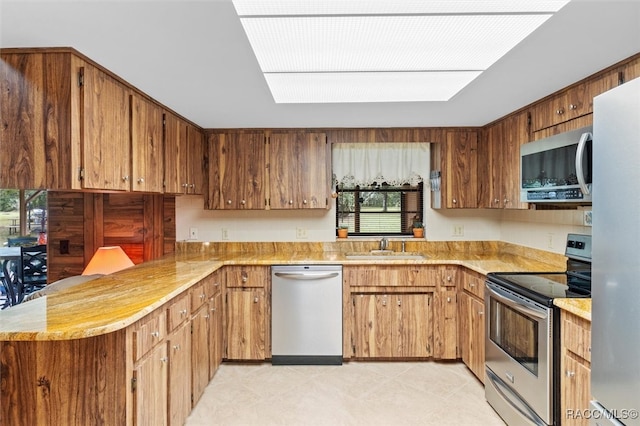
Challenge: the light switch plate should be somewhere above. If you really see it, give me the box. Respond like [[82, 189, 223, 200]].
[[583, 211, 592, 227]]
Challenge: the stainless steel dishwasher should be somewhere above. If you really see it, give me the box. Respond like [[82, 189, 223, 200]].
[[271, 265, 343, 365]]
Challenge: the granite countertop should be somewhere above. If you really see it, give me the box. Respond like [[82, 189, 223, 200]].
[[0, 243, 567, 341], [554, 298, 591, 321]]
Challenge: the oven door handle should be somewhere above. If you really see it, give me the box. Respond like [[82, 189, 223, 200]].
[[486, 284, 548, 320]]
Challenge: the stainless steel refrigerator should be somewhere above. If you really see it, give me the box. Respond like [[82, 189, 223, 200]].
[[591, 76, 640, 425]]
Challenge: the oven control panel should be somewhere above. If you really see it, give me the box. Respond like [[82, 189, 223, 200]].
[[565, 233, 592, 261]]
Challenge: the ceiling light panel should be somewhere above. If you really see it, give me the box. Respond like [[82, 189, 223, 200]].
[[239, 14, 553, 72], [264, 71, 482, 103], [233, 0, 570, 16]]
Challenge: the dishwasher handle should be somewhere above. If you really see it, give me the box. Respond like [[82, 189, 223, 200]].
[[273, 272, 340, 281]]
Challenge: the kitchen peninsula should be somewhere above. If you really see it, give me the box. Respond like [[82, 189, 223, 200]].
[[0, 241, 565, 425]]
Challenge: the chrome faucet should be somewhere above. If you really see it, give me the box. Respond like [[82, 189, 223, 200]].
[[379, 237, 388, 251]]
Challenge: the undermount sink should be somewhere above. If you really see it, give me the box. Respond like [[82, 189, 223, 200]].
[[345, 250, 426, 260]]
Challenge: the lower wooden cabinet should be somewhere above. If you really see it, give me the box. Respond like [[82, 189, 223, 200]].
[[225, 266, 270, 360], [191, 302, 210, 405], [132, 334, 168, 426], [208, 290, 224, 378], [352, 293, 433, 358], [458, 269, 486, 382], [459, 292, 485, 382], [168, 321, 191, 426], [560, 310, 592, 426]]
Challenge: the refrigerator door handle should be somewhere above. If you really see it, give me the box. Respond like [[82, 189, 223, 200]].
[[576, 132, 592, 195]]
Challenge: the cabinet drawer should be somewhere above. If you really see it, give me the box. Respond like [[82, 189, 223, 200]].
[[133, 311, 167, 362], [226, 266, 268, 288], [462, 270, 486, 300], [204, 271, 223, 298], [167, 294, 190, 332], [345, 265, 438, 288], [191, 281, 209, 312], [563, 314, 591, 362], [440, 268, 458, 287]]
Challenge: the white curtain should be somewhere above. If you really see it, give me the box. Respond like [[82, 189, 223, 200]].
[[332, 143, 429, 188]]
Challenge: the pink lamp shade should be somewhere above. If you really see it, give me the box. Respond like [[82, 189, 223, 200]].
[[82, 246, 135, 275]]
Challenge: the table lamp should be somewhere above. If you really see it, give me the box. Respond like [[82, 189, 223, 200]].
[[82, 246, 134, 275]]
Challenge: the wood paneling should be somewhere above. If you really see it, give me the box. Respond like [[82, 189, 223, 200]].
[[47, 191, 175, 281], [0, 332, 127, 426]]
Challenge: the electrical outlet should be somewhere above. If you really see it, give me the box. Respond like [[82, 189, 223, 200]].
[[221, 228, 229, 240], [547, 233, 554, 249], [452, 225, 464, 237], [189, 227, 198, 240], [583, 210, 593, 227], [296, 227, 308, 239]]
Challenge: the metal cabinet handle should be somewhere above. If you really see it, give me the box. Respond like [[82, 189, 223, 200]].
[[569, 104, 577, 110], [447, 297, 451, 303], [227, 200, 232, 205], [241, 199, 246, 205], [470, 282, 475, 288], [452, 199, 457, 204], [397, 299, 402, 306], [180, 309, 187, 316], [478, 311, 484, 316], [151, 331, 160, 338], [137, 177, 145, 184], [211, 307, 216, 312], [173, 344, 181, 351], [122, 175, 129, 182], [289, 200, 293, 205], [253, 296, 259, 303], [556, 108, 565, 115], [200, 293, 206, 300], [566, 370, 575, 378], [303, 199, 307, 204]]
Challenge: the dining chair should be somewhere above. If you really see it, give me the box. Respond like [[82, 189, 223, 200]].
[[1, 259, 23, 308], [21, 244, 47, 293]]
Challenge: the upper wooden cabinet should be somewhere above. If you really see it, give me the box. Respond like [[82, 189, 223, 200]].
[[268, 132, 330, 210], [0, 48, 201, 194], [431, 130, 478, 209], [131, 94, 164, 193], [530, 70, 620, 132], [207, 132, 266, 209], [478, 111, 529, 209], [163, 111, 188, 194]]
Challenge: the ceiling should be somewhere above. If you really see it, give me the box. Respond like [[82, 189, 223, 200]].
[[1, 0, 639, 129]]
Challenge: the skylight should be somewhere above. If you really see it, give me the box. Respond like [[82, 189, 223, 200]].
[[233, 0, 571, 104]]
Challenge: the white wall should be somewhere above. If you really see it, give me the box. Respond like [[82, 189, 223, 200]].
[[176, 142, 592, 253]]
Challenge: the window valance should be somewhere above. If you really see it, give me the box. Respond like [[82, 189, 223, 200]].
[[332, 142, 429, 188]]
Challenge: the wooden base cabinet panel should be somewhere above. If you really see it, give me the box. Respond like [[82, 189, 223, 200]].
[[352, 293, 433, 358], [0, 333, 127, 426], [168, 322, 191, 426], [459, 292, 485, 382], [225, 288, 266, 360], [133, 344, 168, 426], [560, 311, 592, 426]]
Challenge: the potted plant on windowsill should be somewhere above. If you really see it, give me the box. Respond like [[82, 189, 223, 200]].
[[412, 221, 424, 238], [337, 225, 349, 238]]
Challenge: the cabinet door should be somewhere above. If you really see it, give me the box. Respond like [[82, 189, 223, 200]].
[[163, 111, 189, 194], [80, 64, 131, 190], [353, 294, 394, 358], [468, 295, 485, 381], [445, 131, 478, 208], [269, 132, 329, 209], [434, 290, 457, 359], [186, 124, 204, 195], [131, 94, 164, 193], [191, 303, 210, 405], [226, 288, 266, 360], [501, 112, 529, 209], [168, 321, 191, 426], [561, 356, 591, 426], [212, 132, 265, 210], [478, 122, 503, 209], [208, 291, 223, 379], [133, 344, 168, 426], [397, 293, 433, 358]]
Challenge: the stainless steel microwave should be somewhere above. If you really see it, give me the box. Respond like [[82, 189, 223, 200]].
[[520, 126, 593, 204]]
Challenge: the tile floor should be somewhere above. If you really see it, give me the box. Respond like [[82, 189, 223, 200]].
[[186, 361, 506, 426]]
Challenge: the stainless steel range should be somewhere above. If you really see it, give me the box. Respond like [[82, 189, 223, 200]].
[[485, 234, 592, 426]]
